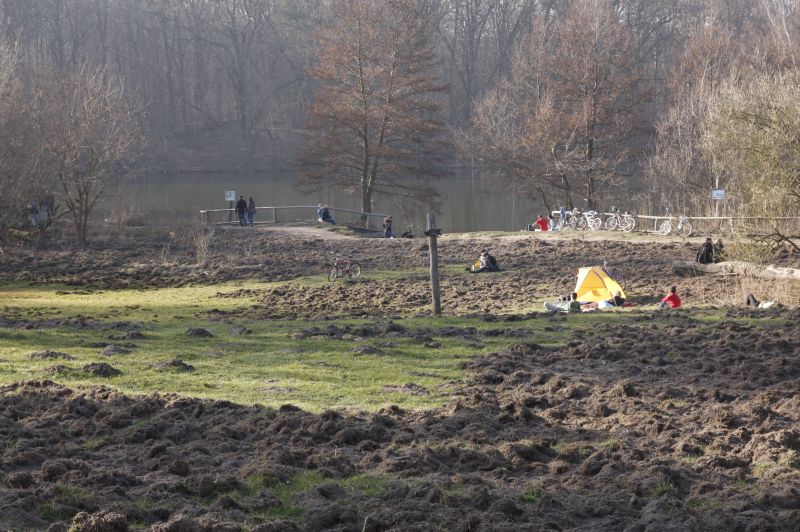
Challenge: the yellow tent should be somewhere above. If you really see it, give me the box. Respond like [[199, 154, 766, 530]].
[[575, 266, 626, 303]]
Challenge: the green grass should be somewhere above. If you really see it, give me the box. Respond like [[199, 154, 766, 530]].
[[522, 487, 541, 504], [339, 473, 391, 497], [245, 470, 327, 519], [0, 274, 584, 412], [0, 280, 478, 411], [0, 272, 781, 413], [651, 480, 675, 497], [82, 436, 109, 450]]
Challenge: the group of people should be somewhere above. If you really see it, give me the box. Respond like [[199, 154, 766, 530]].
[[545, 286, 681, 313], [317, 204, 335, 224], [26, 196, 57, 228], [469, 249, 500, 273], [696, 237, 725, 264], [234, 196, 257, 227]]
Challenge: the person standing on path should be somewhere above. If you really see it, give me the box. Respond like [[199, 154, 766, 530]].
[[383, 216, 393, 238], [247, 197, 256, 226], [235, 195, 248, 226]]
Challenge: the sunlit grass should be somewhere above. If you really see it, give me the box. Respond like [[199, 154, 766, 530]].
[[0, 275, 779, 413]]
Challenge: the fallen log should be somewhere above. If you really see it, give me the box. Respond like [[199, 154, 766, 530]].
[[672, 260, 800, 280]]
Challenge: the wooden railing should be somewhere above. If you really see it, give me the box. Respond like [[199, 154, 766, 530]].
[[199, 205, 390, 230]]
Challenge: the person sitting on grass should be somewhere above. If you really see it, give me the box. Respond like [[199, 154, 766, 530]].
[[545, 292, 582, 313], [535, 214, 549, 231], [582, 291, 626, 310], [746, 293, 776, 309], [470, 250, 499, 273], [658, 286, 681, 309], [713, 238, 725, 262]]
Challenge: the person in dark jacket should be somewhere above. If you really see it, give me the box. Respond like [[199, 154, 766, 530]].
[[235, 196, 248, 226], [470, 250, 500, 273], [696, 238, 714, 264], [383, 216, 393, 238], [318, 204, 335, 224], [247, 197, 256, 226]]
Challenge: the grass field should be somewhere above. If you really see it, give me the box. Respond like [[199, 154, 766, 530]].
[[0, 272, 654, 413]]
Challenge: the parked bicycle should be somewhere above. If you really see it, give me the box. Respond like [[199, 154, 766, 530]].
[[576, 210, 602, 231], [604, 209, 636, 232], [328, 257, 362, 282], [657, 214, 692, 237], [553, 210, 572, 230]]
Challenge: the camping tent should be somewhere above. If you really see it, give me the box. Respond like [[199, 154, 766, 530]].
[[575, 266, 626, 303]]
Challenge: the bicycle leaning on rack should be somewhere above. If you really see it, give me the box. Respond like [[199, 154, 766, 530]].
[[657, 213, 692, 237], [575, 210, 602, 231], [328, 257, 362, 282], [604, 209, 636, 232]]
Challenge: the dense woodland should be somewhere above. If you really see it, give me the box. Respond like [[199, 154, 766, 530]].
[[2, 0, 800, 245]]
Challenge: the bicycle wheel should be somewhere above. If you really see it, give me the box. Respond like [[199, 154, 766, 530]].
[[677, 221, 692, 238], [657, 220, 672, 236], [576, 216, 588, 230], [622, 216, 636, 232], [605, 216, 618, 231], [348, 261, 362, 279], [589, 217, 602, 231], [567, 216, 577, 230], [328, 267, 338, 282]]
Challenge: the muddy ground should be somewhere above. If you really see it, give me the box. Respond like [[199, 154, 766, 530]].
[[1, 310, 798, 531], [1, 227, 799, 530], [3, 226, 798, 314]]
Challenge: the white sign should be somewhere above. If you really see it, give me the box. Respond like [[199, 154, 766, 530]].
[[711, 189, 726, 200], [224, 191, 236, 202]]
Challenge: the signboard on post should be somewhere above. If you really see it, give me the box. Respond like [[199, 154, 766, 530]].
[[224, 191, 236, 202], [711, 189, 726, 200]]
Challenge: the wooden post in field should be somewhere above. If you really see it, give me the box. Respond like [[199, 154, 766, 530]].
[[426, 212, 442, 316]]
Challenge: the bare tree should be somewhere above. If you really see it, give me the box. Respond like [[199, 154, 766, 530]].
[[299, 0, 449, 216], [32, 64, 142, 248], [702, 69, 800, 249], [468, 0, 643, 210]]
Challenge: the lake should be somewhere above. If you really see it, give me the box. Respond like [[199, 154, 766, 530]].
[[111, 171, 544, 233]]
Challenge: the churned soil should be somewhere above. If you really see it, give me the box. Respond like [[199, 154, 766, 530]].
[[2, 226, 798, 312], [1, 309, 798, 531]]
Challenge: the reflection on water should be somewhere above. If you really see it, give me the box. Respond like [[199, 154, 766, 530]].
[[110, 171, 543, 233]]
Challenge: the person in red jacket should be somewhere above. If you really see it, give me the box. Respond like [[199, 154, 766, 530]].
[[659, 286, 681, 309], [535, 214, 549, 231]]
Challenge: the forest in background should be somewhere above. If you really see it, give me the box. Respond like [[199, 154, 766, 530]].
[[2, 0, 800, 246]]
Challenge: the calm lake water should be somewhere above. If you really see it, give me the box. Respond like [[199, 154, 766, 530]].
[[112, 171, 543, 233]]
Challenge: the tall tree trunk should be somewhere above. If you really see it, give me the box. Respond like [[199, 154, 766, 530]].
[[586, 136, 595, 209], [562, 174, 574, 209], [360, 179, 373, 226]]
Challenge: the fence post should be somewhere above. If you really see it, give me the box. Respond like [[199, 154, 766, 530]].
[[273, 207, 277, 223], [426, 212, 442, 316]]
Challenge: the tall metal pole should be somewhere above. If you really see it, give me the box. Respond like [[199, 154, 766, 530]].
[[426, 212, 441, 316]]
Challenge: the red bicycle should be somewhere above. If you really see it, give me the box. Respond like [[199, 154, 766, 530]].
[[328, 257, 362, 282]]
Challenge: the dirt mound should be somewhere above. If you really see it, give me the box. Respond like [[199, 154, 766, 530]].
[[1, 311, 797, 530], [151, 359, 195, 372], [29, 350, 75, 361], [82, 362, 121, 377], [186, 327, 214, 338]]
